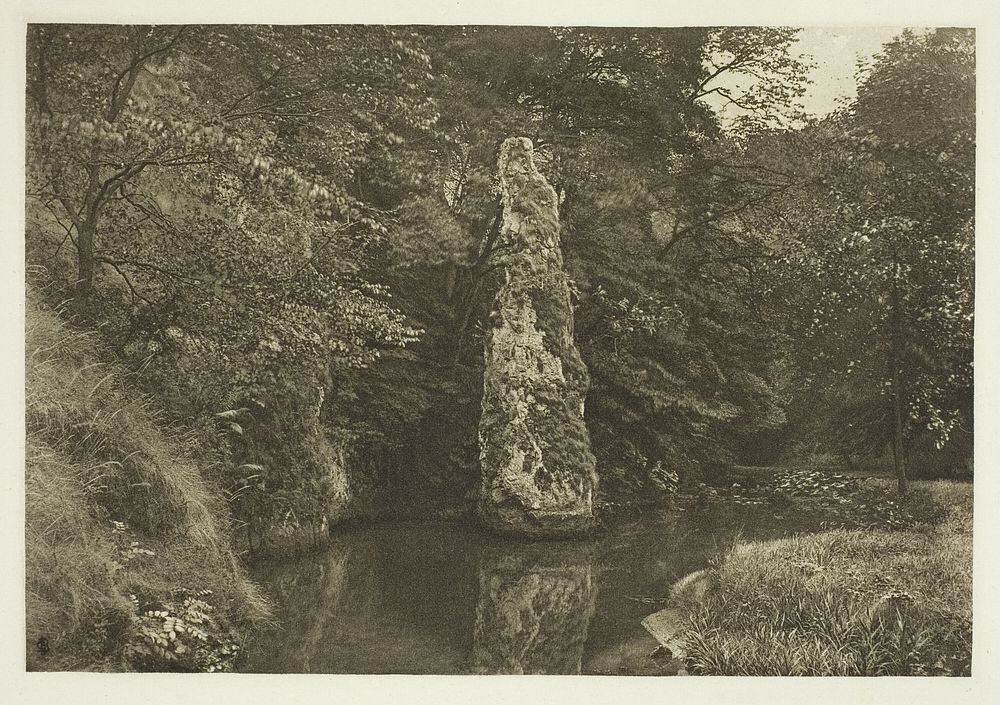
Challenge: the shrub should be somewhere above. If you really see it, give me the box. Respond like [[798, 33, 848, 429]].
[[771, 468, 859, 499], [124, 589, 241, 672]]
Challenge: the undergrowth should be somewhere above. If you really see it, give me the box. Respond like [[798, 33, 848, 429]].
[[25, 288, 270, 671], [679, 481, 972, 676]]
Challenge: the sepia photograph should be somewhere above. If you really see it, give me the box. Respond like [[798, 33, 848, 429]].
[[9, 2, 992, 698]]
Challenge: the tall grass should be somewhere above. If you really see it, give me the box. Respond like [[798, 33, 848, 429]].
[[680, 481, 972, 676], [25, 288, 270, 670]]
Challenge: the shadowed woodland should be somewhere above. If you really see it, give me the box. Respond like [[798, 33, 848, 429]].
[[24, 25, 973, 674]]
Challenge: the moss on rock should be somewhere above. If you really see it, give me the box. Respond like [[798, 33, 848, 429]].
[[477, 137, 598, 536]]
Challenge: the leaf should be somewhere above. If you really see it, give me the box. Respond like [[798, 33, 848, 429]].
[[214, 408, 250, 420]]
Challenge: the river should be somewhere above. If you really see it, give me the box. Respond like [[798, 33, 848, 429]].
[[244, 502, 813, 675]]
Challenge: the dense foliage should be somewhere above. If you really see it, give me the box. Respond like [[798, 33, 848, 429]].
[[26, 25, 438, 540], [682, 480, 972, 675], [25, 288, 268, 671], [374, 26, 813, 502], [755, 29, 975, 490], [26, 24, 974, 550]]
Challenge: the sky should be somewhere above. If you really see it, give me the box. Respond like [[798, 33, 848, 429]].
[[706, 26, 911, 124], [794, 26, 908, 116]]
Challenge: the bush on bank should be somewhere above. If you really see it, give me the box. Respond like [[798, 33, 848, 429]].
[[679, 480, 972, 676]]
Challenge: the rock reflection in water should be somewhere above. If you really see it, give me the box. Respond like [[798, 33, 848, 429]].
[[247, 505, 797, 674], [471, 542, 597, 674]]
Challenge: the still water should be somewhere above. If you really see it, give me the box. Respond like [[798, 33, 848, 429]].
[[245, 504, 811, 675]]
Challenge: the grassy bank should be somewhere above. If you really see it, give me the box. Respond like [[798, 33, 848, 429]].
[[26, 290, 270, 671], [679, 479, 972, 676]]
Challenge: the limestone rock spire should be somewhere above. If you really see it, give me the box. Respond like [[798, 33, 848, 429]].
[[477, 137, 598, 536]]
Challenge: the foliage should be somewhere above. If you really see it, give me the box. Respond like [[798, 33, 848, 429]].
[[771, 469, 859, 499], [697, 27, 812, 134], [25, 288, 268, 671], [124, 589, 241, 672], [26, 23, 434, 379], [758, 29, 974, 488], [681, 481, 972, 675], [685, 468, 962, 533], [649, 462, 681, 495], [26, 24, 440, 539], [25, 24, 973, 534], [24, 22, 976, 673], [854, 496, 916, 532], [384, 26, 811, 497]]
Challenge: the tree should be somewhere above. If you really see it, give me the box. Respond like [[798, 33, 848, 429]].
[[761, 29, 974, 493], [363, 26, 811, 497], [26, 24, 441, 538]]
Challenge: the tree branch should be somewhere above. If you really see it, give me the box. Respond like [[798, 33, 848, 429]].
[[106, 27, 187, 122], [100, 257, 154, 306], [658, 182, 799, 260], [689, 55, 746, 103]]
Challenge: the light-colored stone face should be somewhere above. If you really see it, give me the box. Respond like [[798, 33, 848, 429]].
[[477, 137, 598, 537]]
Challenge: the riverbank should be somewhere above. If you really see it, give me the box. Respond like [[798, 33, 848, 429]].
[[24, 295, 972, 677], [675, 478, 972, 676], [26, 291, 269, 671]]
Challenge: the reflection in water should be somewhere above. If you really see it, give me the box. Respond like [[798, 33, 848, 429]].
[[246, 504, 820, 674], [247, 524, 478, 673], [472, 544, 596, 674]]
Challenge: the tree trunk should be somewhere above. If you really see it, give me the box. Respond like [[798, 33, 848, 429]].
[[891, 358, 908, 495], [889, 259, 908, 495], [450, 202, 503, 365], [75, 219, 97, 314]]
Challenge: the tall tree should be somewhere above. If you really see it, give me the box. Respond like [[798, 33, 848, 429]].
[[760, 29, 974, 492]]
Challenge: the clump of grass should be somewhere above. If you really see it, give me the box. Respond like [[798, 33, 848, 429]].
[[25, 289, 270, 671], [680, 481, 972, 676]]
